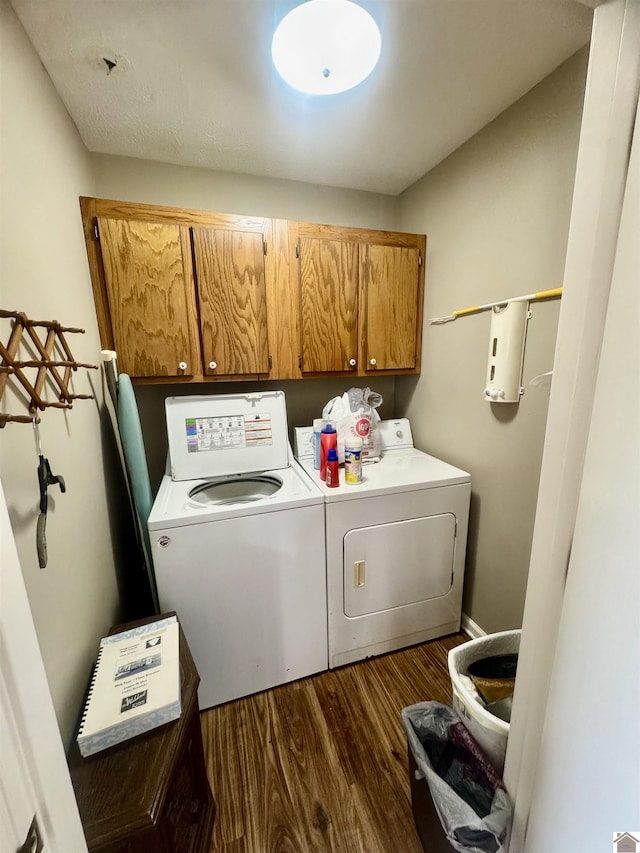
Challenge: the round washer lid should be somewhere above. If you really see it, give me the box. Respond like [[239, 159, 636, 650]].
[[165, 391, 289, 481]]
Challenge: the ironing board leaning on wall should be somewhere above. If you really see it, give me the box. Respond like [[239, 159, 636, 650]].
[[102, 351, 159, 612]]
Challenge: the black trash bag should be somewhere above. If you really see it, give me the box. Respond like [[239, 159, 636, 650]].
[[402, 702, 512, 853]]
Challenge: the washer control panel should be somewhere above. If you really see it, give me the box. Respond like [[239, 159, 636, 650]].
[[166, 391, 289, 481]]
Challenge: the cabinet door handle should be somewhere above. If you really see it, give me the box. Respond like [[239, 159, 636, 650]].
[[208, 361, 217, 370], [178, 361, 188, 371], [369, 358, 377, 367], [349, 358, 357, 367]]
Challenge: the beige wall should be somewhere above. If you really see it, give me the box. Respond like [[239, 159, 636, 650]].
[[396, 49, 589, 633], [92, 153, 399, 229], [0, 0, 124, 744], [92, 154, 400, 480]]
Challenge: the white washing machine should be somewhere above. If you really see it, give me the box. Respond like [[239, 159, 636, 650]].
[[148, 391, 327, 709], [297, 418, 470, 668]]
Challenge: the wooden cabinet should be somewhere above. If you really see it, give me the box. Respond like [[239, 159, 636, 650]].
[[192, 225, 269, 377], [97, 217, 201, 379], [361, 241, 422, 372], [299, 234, 359, 373], [81, 197, 425, 383], [295, 223, 425, 376], [81, 198, 278, 382]]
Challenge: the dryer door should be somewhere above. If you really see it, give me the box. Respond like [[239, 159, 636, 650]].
[[343, 514, 455, 617]]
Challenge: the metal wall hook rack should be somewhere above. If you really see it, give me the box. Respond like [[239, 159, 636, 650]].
[[0, 309, 99, 427]]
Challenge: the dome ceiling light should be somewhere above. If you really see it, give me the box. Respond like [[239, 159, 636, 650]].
[[271, 0, 382, 96]]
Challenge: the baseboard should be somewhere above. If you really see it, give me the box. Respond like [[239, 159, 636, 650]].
[[461, 613, 486, 639]]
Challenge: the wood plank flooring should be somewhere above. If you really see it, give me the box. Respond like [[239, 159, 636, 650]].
[[200, 633, 467, 852]]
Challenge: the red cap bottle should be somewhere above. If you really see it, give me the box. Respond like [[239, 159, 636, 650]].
[[320, 422, 337, 480], [326, 447, 339, 488]]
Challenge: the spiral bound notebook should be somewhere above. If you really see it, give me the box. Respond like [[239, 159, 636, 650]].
[[77, 615, 181, 757]]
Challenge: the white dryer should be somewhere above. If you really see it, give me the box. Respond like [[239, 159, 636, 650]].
[[297, 418, 470, 668], [148, 391, 327, 709]]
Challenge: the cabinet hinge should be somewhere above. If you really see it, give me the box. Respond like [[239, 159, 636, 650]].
[[295, 241, 300, 259], [418, 250, 422, 266], [268, 354, 273, 370], [263, 239, 268, 256], [298, 355, 303, 369], [93, 221, 99, 240]]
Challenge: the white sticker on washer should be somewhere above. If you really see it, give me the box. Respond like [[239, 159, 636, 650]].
[[185, 414, 272, 452], [244, 414, 273, 446]]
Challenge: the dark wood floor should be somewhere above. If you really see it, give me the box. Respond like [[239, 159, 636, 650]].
[[200, 632, 467, 852]]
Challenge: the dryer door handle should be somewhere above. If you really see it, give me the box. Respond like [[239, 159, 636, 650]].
[[354, 560, 366, 588]]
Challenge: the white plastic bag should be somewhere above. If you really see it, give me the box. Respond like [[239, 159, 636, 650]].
[[322, 388, 383, 463], [402, 702, 512, 853]]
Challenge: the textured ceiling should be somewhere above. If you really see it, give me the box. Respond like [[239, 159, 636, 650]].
[[11, 0, 592, 195]]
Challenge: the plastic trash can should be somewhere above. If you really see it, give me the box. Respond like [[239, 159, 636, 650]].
[[402, 702, 512, 853], [448, 630, 521, 774]]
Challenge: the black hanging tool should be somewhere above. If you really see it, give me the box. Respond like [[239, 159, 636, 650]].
[[33, 417, 65, 568]]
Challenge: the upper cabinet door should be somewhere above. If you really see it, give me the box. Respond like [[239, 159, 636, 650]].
[[192, 227, 270, 376], [361, 243, 422, 371], [83, 199, 426, 384], [97, 217, 201, 378], [299, 236, 359, 373]]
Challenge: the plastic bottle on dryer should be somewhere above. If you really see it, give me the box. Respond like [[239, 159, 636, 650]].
[[344, 435, 363, 485], [320, 422, 337, 481], [313, 418, 323, 470], [326, 448, 339, 488]]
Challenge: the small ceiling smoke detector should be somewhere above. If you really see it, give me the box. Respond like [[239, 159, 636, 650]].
[[272, 0, 381, 96]]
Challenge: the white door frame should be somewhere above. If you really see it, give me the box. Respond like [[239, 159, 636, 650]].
[[0, 480, 88, 853], [504, 0, 640, 848], [523, 80, 639, 853]]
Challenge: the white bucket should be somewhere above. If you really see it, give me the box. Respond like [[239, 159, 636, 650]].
[[448, 629, 521, 774]]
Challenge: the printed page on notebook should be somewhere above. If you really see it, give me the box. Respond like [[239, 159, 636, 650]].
[[77, 615, 180, 757]]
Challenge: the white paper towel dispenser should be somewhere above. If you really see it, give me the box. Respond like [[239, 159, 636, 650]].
[[483, 301, 530, 403]]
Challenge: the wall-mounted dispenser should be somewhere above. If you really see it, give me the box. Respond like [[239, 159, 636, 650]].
[[483, 301, 530, 403], [428, 287, 562, 405]]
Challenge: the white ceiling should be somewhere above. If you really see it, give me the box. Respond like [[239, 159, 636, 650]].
[[11, 0, 592, 195]]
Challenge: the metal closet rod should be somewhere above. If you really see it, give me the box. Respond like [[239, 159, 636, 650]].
[[428, 287, 563, 325]]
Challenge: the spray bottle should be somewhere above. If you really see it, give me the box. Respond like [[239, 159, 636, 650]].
[[320, 422, 337, 481]]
